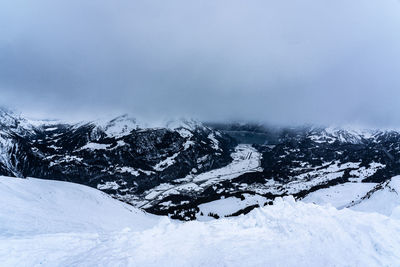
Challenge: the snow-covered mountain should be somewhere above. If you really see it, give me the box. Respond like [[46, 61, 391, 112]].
[[187, 123, 400, 219], [0, 109, 238, 219], [1, 175, 399, 266], [3, 109, 400, 220], [2, 110, 400, 265]]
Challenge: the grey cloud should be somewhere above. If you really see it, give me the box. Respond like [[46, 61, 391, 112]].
[[1, 0, 400, 126]]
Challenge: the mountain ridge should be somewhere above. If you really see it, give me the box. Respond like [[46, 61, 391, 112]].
[[3, 109, 400, 220]]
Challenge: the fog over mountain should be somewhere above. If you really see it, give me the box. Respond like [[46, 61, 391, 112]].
[[1, 0, 400, 126], [3, 2, 400, 265]]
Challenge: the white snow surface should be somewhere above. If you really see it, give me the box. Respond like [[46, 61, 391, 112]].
[[79, 142, 110, 150], [302, 182, 377, 209], [197, 194, 268, 221], [350, 176, 400, 216], [0, 176, 158, 236], [93, 115, 139, 138], [153, 152, 180, 171], [302, 176, 400, 217], [1, 176, 400, 266]]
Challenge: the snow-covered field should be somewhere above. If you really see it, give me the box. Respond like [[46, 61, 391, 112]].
[[137, 144, 262, 208], [1, 176, 400, 266], [302, 176, 400, 217], [350, 177, 400, 216], [302, 182, 377, 209]]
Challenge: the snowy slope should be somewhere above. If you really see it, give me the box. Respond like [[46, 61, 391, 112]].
[[0, 176, 158, 236], [1, 184, 400, 266], [302, 176, 400, 217], [349, 176, 400, 216], [302, 182, 378, 209]]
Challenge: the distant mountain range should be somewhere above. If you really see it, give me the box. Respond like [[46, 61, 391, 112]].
[[1, 107, 400, 220]]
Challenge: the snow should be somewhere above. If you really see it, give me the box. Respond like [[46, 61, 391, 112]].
[[196, 154, 208, 163], [164, 118, 206, 131], [79, 142, 110, 150], [302, 176, 400, 218], [174, 182, 202, 192], [193, 144, 262, 184], [282, 161, 348, 194], [98, 115, 139, 138], [349, 162, 385, 182], [197, 194, 268, 221], [97, 181, 120, 190], [258, 160, 363, 195], [0, 135, 21, 176], [183, 140, 194, 150], [115, 140, 127, 147], [138, 145, 262, 208], [145, 190, 162, 200], [44, 127, 58, 131], [302, 182, 377, 209], [308, 126, 376, 144], [208, 133, 221, 150], [243, 159, 386, 198], [176, 128, 193, 138], [153, 152, 180, 171], [49, 155, 83, 167], [0, 176, 158, 236], [350, 176, 400, 216], [1, 180, 400, 267], [48, 144, 62, 150], [115, 166, 140, 176]]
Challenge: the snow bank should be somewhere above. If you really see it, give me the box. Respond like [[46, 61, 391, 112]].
[[1, 176, 400, 267], [302, 182, 377, 209], [0, 176, 158, 236], [303, 176, 400, 217], [196, 194, 268, 221], [351, 176, 400, 216]]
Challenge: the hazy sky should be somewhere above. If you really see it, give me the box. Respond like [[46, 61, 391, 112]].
[[1, 0, 400, 126]]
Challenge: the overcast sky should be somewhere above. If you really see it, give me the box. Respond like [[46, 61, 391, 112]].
[[1, 0, 400, 126]]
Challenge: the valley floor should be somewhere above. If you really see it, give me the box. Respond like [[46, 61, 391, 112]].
[[134, 144, 263, 209], [1, 176, 400, 266]]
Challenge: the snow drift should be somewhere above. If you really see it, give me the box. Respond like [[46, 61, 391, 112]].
[[1, 176, 400, 266], [303, 176, 400, 218], [0, 176, 158, 235]]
